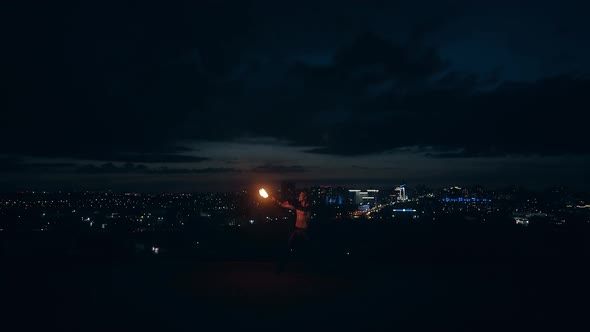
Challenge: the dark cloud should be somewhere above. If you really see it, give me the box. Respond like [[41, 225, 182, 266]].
[[90, 153, 209, 163], [0, 158, 239, 175], [252, 164, 307, 174], [261, 31, 590, 158], [351, 165, 402, 170], [1, 1, 473, 162], [332, 31, 449, 85], [1, 0, 253, 160], [1, 0, 590, 192], [75, 163, 240, 175], [307, 74, 589, 157], [425, 150, 509, 159], [0, 158, 28, 172], [0, 158, 76, 172], [0, 148, 209, 164], [155, 167, 241, 175], [75, 163, 148, 174]]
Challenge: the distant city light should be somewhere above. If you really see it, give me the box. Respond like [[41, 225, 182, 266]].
[[259, 188, 269, 198]]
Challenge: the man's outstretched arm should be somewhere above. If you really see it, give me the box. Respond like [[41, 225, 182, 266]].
[[272, 196, 295, 209]]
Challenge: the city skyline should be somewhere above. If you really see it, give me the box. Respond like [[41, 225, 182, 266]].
[[2, 1, 589, 192]]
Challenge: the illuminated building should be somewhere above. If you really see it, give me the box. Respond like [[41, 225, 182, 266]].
[[349, 189, 379, 206], [395, 185, 408, 201]]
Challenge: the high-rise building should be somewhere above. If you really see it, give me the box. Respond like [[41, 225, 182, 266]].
[[349, 189, 379, 206], [312, 186, 347, 205], [395, 185, 408, 201]]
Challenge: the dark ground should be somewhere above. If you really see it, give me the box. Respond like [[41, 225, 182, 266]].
[[1, 223, 589, 331]]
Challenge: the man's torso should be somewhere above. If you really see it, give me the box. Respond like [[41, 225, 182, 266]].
[[295, 207, 311, 229]]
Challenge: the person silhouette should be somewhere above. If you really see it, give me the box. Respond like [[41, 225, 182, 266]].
[[273, 191, 312, 273]]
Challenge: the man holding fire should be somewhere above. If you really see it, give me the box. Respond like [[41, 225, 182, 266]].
[[265, 189, 313, 273]]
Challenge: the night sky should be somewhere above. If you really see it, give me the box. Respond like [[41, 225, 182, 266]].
[[1, 0, 589, 192]]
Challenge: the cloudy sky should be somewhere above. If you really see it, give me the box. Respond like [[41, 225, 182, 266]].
[[1, 0, 589, 192]]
